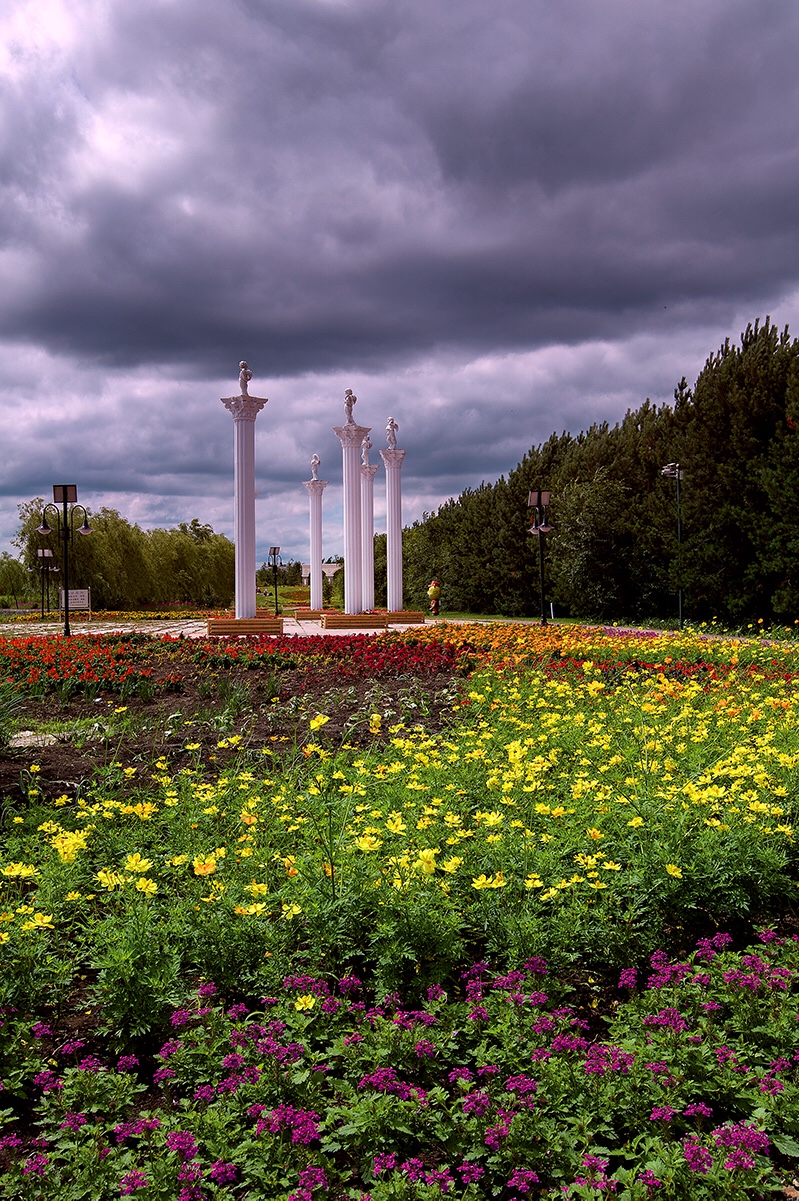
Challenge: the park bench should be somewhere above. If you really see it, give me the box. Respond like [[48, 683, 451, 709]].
[[387, 610, 426, 624], [321, 613, 389, 630], [206, 617, 284, 636]]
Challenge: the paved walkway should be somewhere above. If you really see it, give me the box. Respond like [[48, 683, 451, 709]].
[[0, 616, 428, 639]]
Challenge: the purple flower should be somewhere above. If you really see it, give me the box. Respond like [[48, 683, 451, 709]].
[[60, 1111, 88, 1130], [638, 1169, 664, 1190], [59, 1039, 86, 1055], [194, 1085, 216, 1103], [650, 1106, 676, 1122], [426, 984, 445, 1001], [462, 1090, 491, 1116], [448, 1067, 473, 1085], [153, 1067, 176, 1084], [22, 1154, 49, 1177], [197, 982, 217, 996], [120, 1169, 149, 1194], [618, 967, 637, 990], [684, 1102, 713, 1117], [414, 1040, 436, 1058], [116, 1055, 140, 1073], [166, 1130, 198, 1161], [712, 1123, 769, 1156], [31, 1022, 53, 1039], [170, 1008, 193, 1028], [339, 974, 361, 995], [458, 1162, 484, 1183], [505, 1074, 538, 1096], [77, 1055, 104, 1073], [683, 1140, 713, 1174], [508, 1168, 539, 1195], [158, 1039, 183, 1059], [373, 1153, 398, 1175], [208, 1161, 238, 1185]]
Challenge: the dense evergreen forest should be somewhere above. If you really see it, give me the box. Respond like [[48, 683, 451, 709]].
[[381, 318, 799, 623]]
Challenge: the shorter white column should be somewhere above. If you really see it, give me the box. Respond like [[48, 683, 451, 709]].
[[333, 390, 370, 615], [361, 462, 378, 610], [381, 434, 406, 613], [303, 458, 328, 611]]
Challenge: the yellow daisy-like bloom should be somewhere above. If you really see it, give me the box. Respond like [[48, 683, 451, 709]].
[[415, 848, 439, 875], [441, 856, 463, 874], [124, 853, 153, 874], [354, 834, 383, 852], [96, 869, 126, 891], [135, 878, 158, 897], [665, 864, 683, 878], [247, 882, 269, 896], [2, 862, 38, 879], [192, 856, 217, 877], [627, 817, 644, 828], [385, 813, 407, 834], [0, 932, 9, 945], [524, 874, 544, 889], [170, 855, 188, 866], [540, 887, 560, 900], [309, 714, 330, 731], [281, 903, 302, 920], [586, 827, 604, 841], [240, 810, 258, 826], [369, 714, 382, 734], [21, 912, 54, 931], [295, 994, 316, 1011], [472, 872, 506, 890]]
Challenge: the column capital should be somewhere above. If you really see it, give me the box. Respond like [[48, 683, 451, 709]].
[[380, 447, 406, 469], [303, 479, 328, 494], [222, 395, 268, 422], [333, 422, 371, 450], [360, 464, 378, 480]]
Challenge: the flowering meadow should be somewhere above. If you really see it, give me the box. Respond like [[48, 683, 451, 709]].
[[1, 623, 799, 1198]]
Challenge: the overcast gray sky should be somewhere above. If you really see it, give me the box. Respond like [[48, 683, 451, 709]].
[[2, 0, 799, 567]]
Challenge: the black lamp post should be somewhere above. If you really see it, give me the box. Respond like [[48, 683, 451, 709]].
[[661, 463, 683, 629], [36, 548, 59, 619], [527, 489, 553, 625], [36, 485, 92, 636], [268, 546, 282, 617]]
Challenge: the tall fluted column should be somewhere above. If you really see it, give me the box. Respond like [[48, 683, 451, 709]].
[[360, 462, 378, 611], [332, 390, 370, 615], [380, 437, 407, 613], [221, 362, 267, 619], [303, 456, 328, 611]]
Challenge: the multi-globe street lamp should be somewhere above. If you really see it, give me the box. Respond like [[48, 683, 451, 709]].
[[36, 485, 93, 637], [661, 462, 684, 629], [527, 489, 553, 626]]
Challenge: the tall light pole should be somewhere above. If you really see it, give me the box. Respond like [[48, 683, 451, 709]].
[[661, 462, 683, 629], [268, 546, 282, 617], [527, 489, 552, 625], [36, 485, 92, 637]]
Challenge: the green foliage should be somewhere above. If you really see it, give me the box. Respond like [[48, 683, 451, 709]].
[[402, 318, 799, 623], [13, 504, 234, 610]]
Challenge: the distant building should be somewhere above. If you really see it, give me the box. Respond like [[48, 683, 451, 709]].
[[300, 563, 342, 587]]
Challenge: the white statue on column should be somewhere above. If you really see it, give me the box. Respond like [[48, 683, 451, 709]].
[[221, 362, 268, 619], [361, 434, 372, 466], [311, 453, 320, 481], [386, 416, 398, 449], [344, 389, 357, 424]]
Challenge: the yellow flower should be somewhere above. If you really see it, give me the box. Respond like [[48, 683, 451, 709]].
[[192, 856, 217, 877], [369, 714, 382, 734], [587, 880, 608, 890], [385, 813, 407, 834], [586, 827, 604, 841], [524, 874, 544, 889], [294, 994, 316, 1011], [96, 869, 126, 891], [65, 891, 82, 901], [354, 834, 383, 852], [627, 817, 644, 828], [281, 903, 302, 920], [240, 810, 258, 826], [665, 864, 682, 879], [247, 882, 269, 896], [124, 853, 153, 874], [170, 855, 188, 866], [415, 848, 439, 875], [135, 878, 158, 897], [309, 714, 330, 731], [441, 856, 463, 874], [472, 872, 506, 890], [0, 932, 9, 944], [21, 912, 54, 931], [2, 862, 38, 879]]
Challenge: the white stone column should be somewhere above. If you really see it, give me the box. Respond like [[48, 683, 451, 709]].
[[332, 420, 371, 614], [303, 461, 328, 610], [360, 463, 378, 610], [380, 443, 406, 613], [221, 363, 267, 619]]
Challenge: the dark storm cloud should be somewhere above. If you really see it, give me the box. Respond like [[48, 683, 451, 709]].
[[2, 0, 799, 375]]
